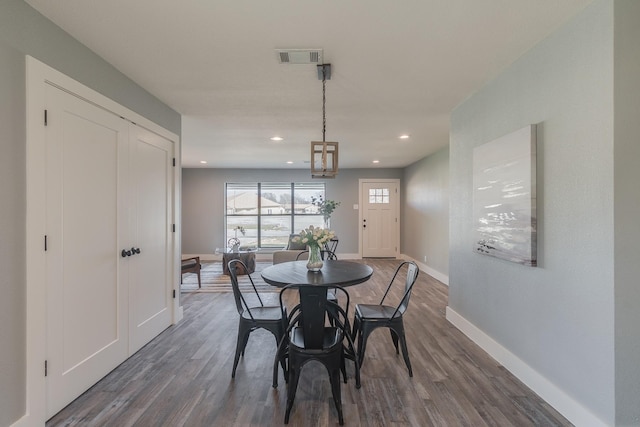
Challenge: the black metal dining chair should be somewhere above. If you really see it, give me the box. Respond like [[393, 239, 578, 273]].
[[273, 284, 359, 425], [352, 260, 419, 376], [228, 259, 286, 378]]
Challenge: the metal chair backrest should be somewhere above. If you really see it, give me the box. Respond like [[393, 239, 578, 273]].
[[228, 259, 264, 321], [279, 284, 325, 349], [379, 261, 419, 318], [279, 283, 349, 350], [295, 249, 338, 261]]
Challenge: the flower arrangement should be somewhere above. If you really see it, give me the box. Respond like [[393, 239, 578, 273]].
[[311, 195, 341, 224], [293, 225, 335, 271], [292, 225, 335, 249], [233, 226, 246, 237]]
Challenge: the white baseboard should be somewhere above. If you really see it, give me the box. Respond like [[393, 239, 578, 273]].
[[337, 253, 360, 260], [445, 307, 609, 427], [401, 254, 449, 285], [10, 414, 31, 427]]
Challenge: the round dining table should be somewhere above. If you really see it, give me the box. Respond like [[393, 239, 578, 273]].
[[262, 260, 372, 389], [261, 260, 373, 288]]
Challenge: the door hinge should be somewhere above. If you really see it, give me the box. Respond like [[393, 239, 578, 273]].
[[172, 224, 176, 233], [44, 110, 48, 126], [44, 235, 48, 251], [172, 289, 176, 299], [44, 360, 48, 377], [173, 158, 176, 167]]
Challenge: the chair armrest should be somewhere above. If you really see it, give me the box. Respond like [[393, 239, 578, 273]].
[[181, 256, 201, 271], [273, 250, 306, 264]]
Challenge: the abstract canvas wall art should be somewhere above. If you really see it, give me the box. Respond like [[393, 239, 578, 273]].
[[473, 125, 537, 266]]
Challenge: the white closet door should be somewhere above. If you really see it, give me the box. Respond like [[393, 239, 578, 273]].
[[128, 124, 173, 353], [45, 85, 129, 417]]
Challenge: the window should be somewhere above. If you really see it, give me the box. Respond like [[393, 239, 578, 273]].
[[225, 182, 325, 249], [369, 188, 390, 204]]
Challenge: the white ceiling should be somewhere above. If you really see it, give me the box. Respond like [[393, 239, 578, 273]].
[[25, 0, 592, 169]]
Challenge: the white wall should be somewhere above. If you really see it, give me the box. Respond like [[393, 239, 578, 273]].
[[448, 1, 615, 425]]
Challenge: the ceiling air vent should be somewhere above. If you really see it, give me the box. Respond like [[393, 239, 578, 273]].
[[276, 49, 323, 64]]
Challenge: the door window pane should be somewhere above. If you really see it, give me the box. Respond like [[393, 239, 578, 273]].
[[368, 188, 390, 204]]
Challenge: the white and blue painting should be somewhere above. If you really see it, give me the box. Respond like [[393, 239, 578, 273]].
[[473, 125, 537, 266]]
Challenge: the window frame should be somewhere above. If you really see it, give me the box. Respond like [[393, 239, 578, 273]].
[[225, 182, 326, 250]]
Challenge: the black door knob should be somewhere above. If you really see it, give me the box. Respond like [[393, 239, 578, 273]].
[[121, 249, 132, 257], [131, 247, 141, 255]]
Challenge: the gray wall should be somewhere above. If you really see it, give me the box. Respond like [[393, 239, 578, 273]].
[[402, 146, 449, 280], [613, 1, 640, 424], [0, 1, 180, 424], [182, 168, 403, 255], [0, 38, 27, 427], [449, 1, 615, 424]]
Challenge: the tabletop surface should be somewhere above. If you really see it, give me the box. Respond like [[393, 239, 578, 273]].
[[223, 249, 257, 254], [261, 260, 373, 288]]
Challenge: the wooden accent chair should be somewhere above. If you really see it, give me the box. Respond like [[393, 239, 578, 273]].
[[181, 256, 201, 289]]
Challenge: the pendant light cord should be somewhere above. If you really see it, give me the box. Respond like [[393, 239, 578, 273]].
[[322, 65, 326, 142]]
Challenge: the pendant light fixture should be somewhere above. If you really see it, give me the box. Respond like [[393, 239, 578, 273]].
[[311, 64, 339, 178]]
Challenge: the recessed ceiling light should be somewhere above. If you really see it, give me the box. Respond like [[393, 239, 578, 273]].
[[270, 136, 284, 141], [200, 160, 208, 164], [286, 161, 293, 164], [399, 134, 410, 139], [372, 160, 380, 164]]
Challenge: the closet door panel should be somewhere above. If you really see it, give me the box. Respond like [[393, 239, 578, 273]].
[[128, 124, 173, 353], [45, 85, 129, 417]]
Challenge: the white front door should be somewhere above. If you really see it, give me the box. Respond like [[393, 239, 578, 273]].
[[45, 85, 129, 417], [360, 179, 400, 258], [128, 124, 174, 353]]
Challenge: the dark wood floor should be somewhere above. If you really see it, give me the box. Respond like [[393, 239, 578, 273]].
[[47, 259, 572, 426]]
